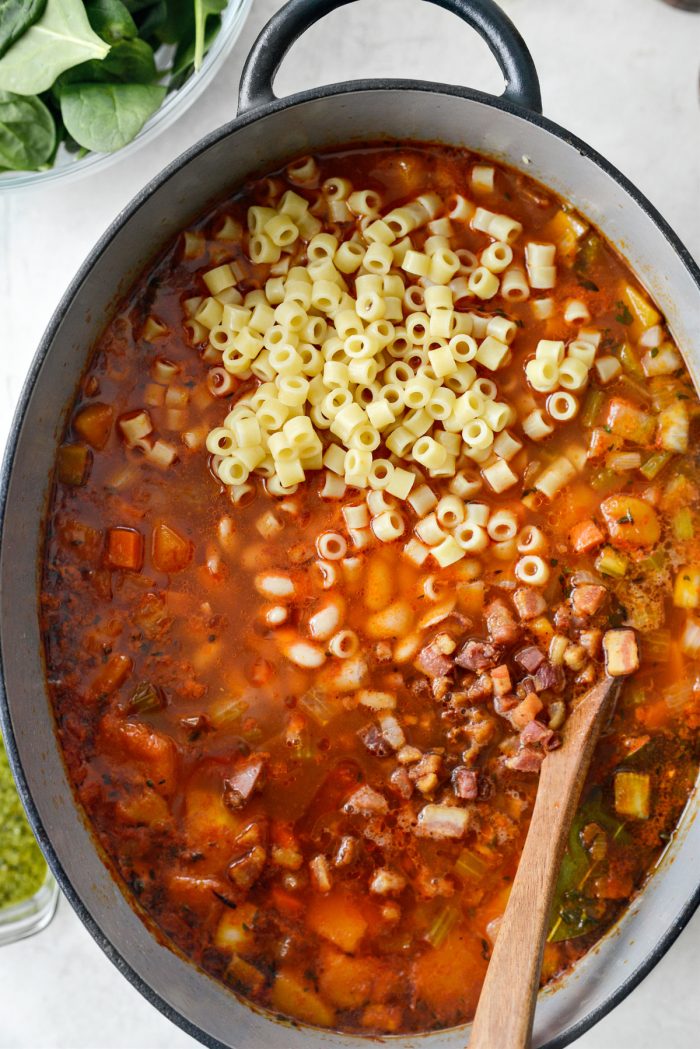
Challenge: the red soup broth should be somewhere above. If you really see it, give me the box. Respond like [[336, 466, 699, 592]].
[[41, 144, 700, 1034]]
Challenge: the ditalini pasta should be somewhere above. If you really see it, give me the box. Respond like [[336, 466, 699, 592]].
[[42, 143, 700, 1040]]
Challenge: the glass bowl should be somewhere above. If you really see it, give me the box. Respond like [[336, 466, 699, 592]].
[[0, 0, 253, 191], [0, 868, 59, 946]]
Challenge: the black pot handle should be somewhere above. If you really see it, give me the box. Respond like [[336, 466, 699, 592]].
[[238, 0, 542, 117]]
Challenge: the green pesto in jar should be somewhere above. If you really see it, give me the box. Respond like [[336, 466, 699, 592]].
[[0, 735, 46, 908]]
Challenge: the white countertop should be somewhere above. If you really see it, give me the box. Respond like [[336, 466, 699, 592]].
[[1, 1, 699, 1046]]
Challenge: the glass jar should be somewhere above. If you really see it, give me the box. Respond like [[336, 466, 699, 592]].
[[0, 735, 58, 945]]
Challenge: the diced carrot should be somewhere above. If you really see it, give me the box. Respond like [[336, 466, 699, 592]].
[[152, 523, 193, 573], [271, 970, 336, 1028], [318, 946, 389, 1009], [88, 653, 132, 701], [600, 496, 660, 550], [307, 889, 368, 954], [569, 519, 605, 554], [184, 780, 242, 848], [411, 929, 487, 1026], [115, 790, 170, 826], [510, 693, 543, 730], [270, 886, 305, 918], [360, 1003, 403, 1032], [73, 403, 114, 449], [106, 527, 144, 571]]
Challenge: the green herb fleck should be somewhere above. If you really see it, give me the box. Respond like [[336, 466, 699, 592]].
[[615, 301, 634, 325]]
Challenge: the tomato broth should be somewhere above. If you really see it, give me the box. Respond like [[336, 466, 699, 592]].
[[41, 145, 700, 1034]]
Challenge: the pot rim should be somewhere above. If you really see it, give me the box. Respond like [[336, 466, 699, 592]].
[[2, 77, 700, 1049]]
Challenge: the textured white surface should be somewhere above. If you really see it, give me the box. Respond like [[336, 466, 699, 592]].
[[1, 1, 699, 1046]]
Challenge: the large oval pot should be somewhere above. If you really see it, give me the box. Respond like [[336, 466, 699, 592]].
[[1, 1, 699, 1046]]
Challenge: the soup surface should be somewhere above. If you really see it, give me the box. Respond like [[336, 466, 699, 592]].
[[41, 144, 700, 1035]]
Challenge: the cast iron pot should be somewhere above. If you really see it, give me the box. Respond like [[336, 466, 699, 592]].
[[1, 1, 699, 1046]]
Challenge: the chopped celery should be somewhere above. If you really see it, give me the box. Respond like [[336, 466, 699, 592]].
[[596, 545, 629, 579], [641, 629, 671, 664], [617, 342, 644, 379], [208, 696, 248, 729], [616, 374, 650, 403], [128, 680, 164, 714], [424, 903, 460, 948], [622, 682, 648, 708], [672, 508, 694, 541], [581, 389, 604, 429], [589, 467, 618, 493], [614, 771, 650, 820], [663, 680, 693, 712], [673, 566, 700, 609], [640, 450, 673, 480], [455, 848, 488, 880], [57, 443, 91, 486], [640, 549, 665, 573], [299, 689, 341, 726]]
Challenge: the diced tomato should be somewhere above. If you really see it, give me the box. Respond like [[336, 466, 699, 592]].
[[106, 527, 144, 571], [73, 403, 114, 450], [151, 523, 193, 573], [569, 519, 605, 554]]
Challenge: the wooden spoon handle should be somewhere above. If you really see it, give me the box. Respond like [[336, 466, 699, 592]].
[[468, 677, 618, 1049]]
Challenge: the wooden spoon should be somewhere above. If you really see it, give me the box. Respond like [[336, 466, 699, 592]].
[[469, 676, 620, 1049]]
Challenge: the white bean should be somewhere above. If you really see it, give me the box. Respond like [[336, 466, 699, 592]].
[[264, 605, 288, 627], [308, 596, 344, 641], [254, 571, 295, 599], [277, 631, 326, 668]]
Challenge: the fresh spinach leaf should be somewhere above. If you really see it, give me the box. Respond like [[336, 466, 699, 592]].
[[193, 0, 226, 70], [59, 38, 157, 85], [86, 0, 137, 43], [171, 11, 220, 78], [0, 0, 47, 60], [548, 788, 627, 943], [153, 0, 193, 45], [0, 89, 55, 169], [0, 0, 110, 95], [60, 80, 165, 151]]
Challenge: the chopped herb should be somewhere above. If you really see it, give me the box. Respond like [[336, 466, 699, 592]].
[[615, 301, 634, 325], [651, 347, 659, 358], [577, 277, 599, 292], [616, 511, 634, 525]]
